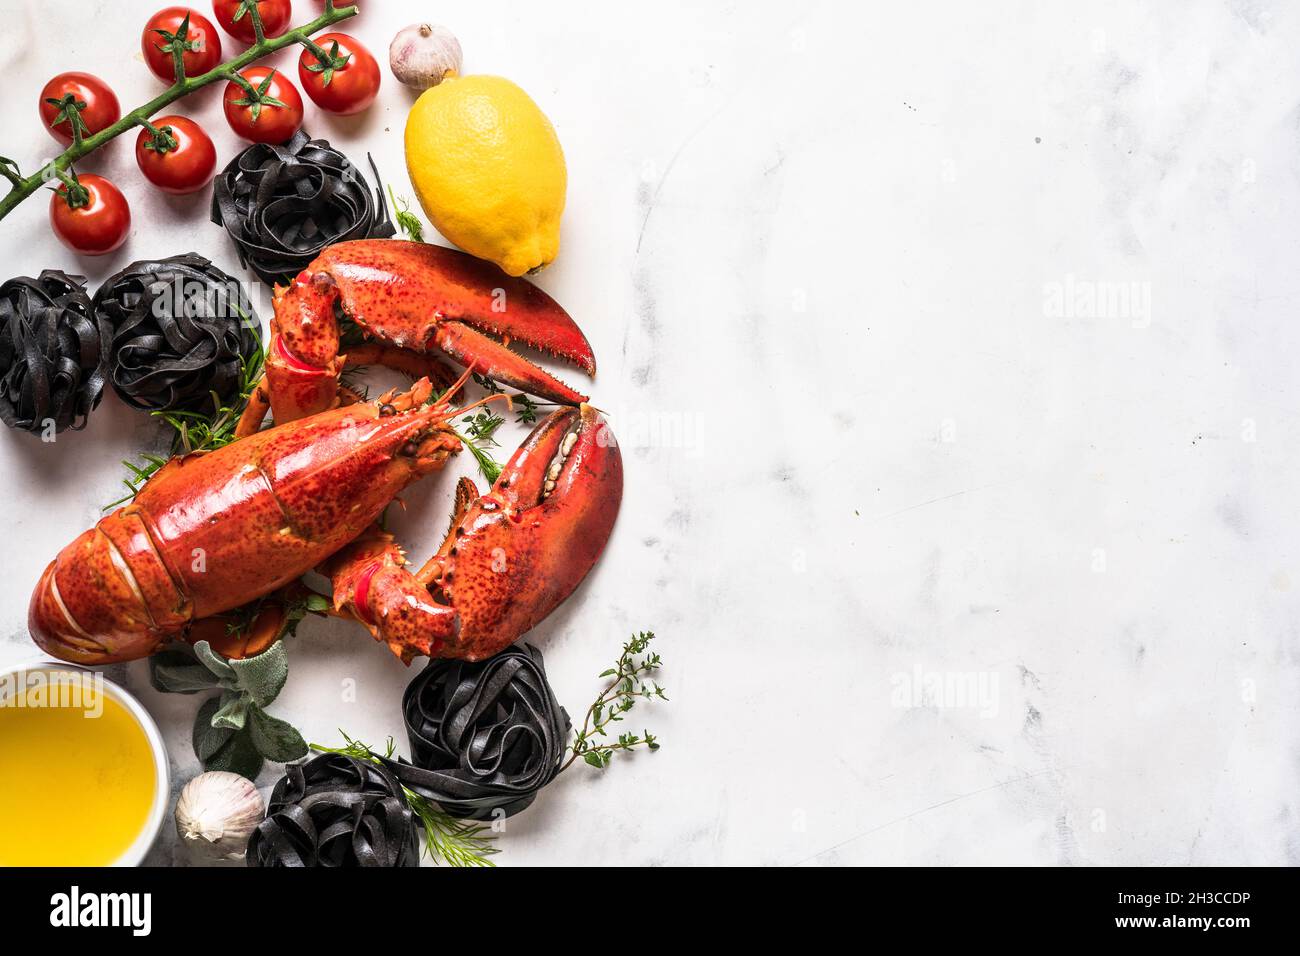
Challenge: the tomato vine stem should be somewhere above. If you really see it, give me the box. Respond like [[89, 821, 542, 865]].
[[0, 0, 357, 223]]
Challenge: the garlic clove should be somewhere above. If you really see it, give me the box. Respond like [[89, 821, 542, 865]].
[[390, 23, 463, 91]]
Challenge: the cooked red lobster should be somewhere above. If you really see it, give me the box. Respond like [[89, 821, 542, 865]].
[[29, 240, 622, 665]]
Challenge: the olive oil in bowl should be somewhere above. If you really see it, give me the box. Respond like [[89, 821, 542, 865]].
[[0, 667, 165, 866]]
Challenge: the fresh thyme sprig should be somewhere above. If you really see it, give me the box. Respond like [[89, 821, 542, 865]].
[[107, 339, 266, 508], [311, 732, 498, 867], [562, 631, 666, 771], [387, 185, 425, 242]]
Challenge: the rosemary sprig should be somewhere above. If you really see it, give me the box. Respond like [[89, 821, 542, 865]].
[[387, 185, 425, 242], [311, 733, 498, 867], [107, 339, 265, 508], [562, 631, 666, 771]]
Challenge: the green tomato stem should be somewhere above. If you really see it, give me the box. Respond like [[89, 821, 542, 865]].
[[0, 3, 359, 223]]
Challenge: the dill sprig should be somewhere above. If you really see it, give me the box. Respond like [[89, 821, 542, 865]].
[[562, 631, 666, 771], [387, 185, 425, 243], [107, 339, 266, 509], [311, 732, 498, 867], [452, 426, 503, 485], [452, 404, 507, 485]]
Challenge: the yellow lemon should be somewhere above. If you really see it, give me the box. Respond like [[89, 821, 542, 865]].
[[405, 75, 566, 276]]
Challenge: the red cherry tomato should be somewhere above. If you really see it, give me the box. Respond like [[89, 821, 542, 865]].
[[212, 0, 291, 43], [142, 7, 223, 82], [298, 33, 381, 115], [38, 73, 121, 147], [135, 116, 217, 195], [223, 67, 304, 143], [49, 175, 131, 256]]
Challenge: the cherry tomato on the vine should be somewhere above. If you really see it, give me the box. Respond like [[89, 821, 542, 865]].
[[223, 67, 303, 143], [135, 116, 217, 195], [212, 0, 291, 44], [298, 33, 381, 115], [38, 73, 121, 147], [49, 174, 131, 256], [142, 7, 223, 82]]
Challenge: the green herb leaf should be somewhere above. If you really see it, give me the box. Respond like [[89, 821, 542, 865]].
[[210, 690, 250, 731], [204, 725, 264, 780], [227, 638, 289, 706], [305, 593, 332, 613], [192, 640, 238, 684], [247, 702, 308, 762], [387, 185, 425, 242], [192, 696, 236, 762], [151, 649, 223, 694]]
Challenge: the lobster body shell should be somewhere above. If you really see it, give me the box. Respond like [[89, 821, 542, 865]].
[[29, 393, 458, 664]]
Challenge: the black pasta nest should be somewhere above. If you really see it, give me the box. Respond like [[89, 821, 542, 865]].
[[247, 753, 421, 868], [394, 643, 571, 820], [0, 270, 109, 434], [93, 253, 261, 413], [211, 130, 394, 287]]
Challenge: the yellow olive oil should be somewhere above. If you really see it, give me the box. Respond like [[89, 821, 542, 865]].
[[0, 673, 157, 865]]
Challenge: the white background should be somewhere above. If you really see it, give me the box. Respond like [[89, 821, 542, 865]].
[[1, 0, 1298, 866]]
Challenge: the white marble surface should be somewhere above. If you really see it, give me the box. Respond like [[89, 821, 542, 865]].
[[1, 0, 1298, 866]]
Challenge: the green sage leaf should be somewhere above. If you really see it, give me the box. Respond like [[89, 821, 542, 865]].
[[204, 726, 264, 780], [192, 696, 235, 762], [151, 650, 221, 694], [211, 690, 249, 731], [193, 640, 237, 683], [247, 702, 308, 763], [227, 639, 289, 706]]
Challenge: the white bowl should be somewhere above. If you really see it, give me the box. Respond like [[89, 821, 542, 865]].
[[0, 658, 170, 866]]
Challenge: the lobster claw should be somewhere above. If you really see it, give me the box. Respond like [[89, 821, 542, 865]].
[[272, 241, 597, 424], [431, 403, 623, 659], [328, 404, 623, 662]]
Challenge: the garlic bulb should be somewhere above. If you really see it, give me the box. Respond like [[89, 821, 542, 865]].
[[389, 23, 462, 90], [174, 771, 265, 863]]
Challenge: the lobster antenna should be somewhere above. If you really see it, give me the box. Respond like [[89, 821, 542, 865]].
[[432, 362, 479, 407], [451, 392, 511, 418]]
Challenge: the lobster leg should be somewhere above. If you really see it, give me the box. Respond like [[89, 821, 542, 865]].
[[325, 528, 459, 663], [269, 239, 596, 425]]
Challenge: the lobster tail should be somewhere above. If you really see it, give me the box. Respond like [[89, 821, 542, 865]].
[[28, 512, 192, 665]]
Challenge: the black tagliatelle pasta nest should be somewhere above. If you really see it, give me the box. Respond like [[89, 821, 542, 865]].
[[0, 270, 109, 435], [247, 753, 421, 868], [211, 130, 394, 287], [392, 643, 571, 820], [93, 253, 261, 413]]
